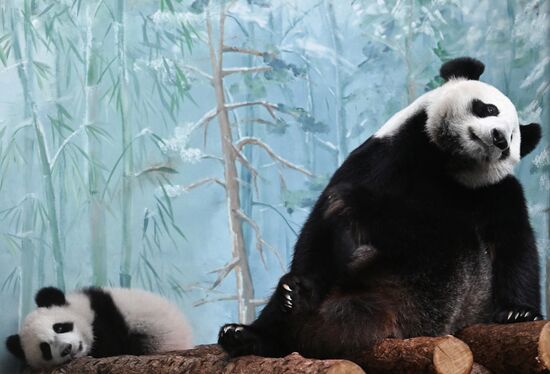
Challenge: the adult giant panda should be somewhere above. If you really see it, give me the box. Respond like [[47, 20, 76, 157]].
[[218, 57, 544, 360], [6, 286, 193, 368]]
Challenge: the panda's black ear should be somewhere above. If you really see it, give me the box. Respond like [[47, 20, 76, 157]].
[[440, 57, 485, 81], [35, 287, 67, 307], [520, 123, 542, 158], [6, 334, 25, 360]]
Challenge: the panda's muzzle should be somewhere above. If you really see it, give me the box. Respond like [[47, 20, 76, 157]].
[[491, 129, 509, 150]]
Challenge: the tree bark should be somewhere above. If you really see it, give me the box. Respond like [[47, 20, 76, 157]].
[[455, 321, 550, 374], [25, 345, 364, 374], [355, 335, 473, 374]]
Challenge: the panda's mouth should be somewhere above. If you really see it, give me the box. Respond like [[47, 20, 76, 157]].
[[468, 128, 485, 145]]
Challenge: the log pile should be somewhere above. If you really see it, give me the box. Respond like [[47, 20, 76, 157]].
[[26, 321, 550, 374]]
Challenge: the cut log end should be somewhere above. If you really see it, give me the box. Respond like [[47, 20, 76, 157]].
[[433, 336, 473, 374], [325, 360, 365, 374], [539, 322, 550, 370]]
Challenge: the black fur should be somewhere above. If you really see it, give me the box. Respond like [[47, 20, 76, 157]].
[[6, 335, 25, 360], [218, 108, 542, 362], [83, 287, 151, 358], [440, 57, 485, 81], [471, 99, 499, 118], [35, 287, 67, 308], [39, 343, 52, 361], [520, 123, 542, 157]]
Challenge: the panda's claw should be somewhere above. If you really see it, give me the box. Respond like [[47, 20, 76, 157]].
[[495, 307, 544, 324], [282, 284, 292, 292]]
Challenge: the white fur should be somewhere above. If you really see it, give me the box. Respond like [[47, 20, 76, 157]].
[[17, 288, 192, 369], [106, 288, 193, 352], [375, 78, 521, 188]]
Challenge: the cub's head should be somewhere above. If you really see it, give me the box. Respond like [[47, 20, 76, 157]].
[[5, 287, 93, 368], [426, 57, 542, 187]]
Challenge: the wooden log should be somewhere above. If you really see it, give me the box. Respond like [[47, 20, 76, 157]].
[[25, 344, 365, 374], [354, 335, 473, 374], [455, 320, 550, 374]]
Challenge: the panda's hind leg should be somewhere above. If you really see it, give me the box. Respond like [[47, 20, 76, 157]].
[[218, 273, 319, 357]]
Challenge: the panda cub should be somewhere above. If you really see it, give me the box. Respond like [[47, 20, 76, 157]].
[[6, 286, 193, 368], [218, 57, 544, 361]]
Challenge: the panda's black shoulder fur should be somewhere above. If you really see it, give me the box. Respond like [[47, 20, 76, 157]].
[[83, 288, 151, 357], [440, 57, 485, 81]]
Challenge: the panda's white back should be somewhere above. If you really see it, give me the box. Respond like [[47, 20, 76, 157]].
[[104, 287, 193, 351]]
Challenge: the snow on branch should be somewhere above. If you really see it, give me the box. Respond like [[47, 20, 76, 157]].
[[222, 66, 272, 77], [181, 64, 213, 82], [235, 137, 313, 177], [313, 135, 338, 154], [235, 209, 284, 270]]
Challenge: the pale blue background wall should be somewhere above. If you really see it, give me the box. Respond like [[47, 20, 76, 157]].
[[0, 0, 548, 371]]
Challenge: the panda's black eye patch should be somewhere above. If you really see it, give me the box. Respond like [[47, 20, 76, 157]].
[[40, 342, 52, 361], [53, 322, 73, 334], [472, 99, 499, 118]]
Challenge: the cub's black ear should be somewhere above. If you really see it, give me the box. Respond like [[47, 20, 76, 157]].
[[520, 123, 542, 157], [35, 287, 66, 307], [6, 334, 25, 360], [440, 57, 485, 81]]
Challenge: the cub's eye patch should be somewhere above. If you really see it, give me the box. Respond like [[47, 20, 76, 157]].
[[40, 342, 52, 361], [53, 322, 74, 334], [471, 99, 499, 118]]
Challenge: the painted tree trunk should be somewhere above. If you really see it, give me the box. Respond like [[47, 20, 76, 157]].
[[116, 0, 134, 288], [85, 3, 107, 286], [207, 4, 255, 323], [325, 0, 348, 165]]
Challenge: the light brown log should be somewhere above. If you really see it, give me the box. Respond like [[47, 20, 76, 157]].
[[455, 320, 550, 374], [25, 345, 365, 374], [354, 335, 473, 374]]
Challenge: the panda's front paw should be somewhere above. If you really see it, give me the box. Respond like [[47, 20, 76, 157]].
[[493, 307, 543, 323], [218, 323, 260, 357], [277, 273, 318, 314]]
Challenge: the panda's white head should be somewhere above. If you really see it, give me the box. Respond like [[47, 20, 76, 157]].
[[425, 57, 542, 187], [5, 287, 94, 368]]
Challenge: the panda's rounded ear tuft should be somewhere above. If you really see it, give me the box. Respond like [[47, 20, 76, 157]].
[[440, 57, 485, 81], [520, 123, 542, 158], [35, 287, 67, 308], [6, 334, 25, 360]]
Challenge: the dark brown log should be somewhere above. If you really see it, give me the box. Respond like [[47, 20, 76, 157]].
[[25, 344, 365, 374], [456, 320, 550, 374], [355, 335, 473, 374]]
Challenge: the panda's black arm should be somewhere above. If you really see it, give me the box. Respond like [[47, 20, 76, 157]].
[[479, 176, 542, 318], [321, 183, 467, 262]]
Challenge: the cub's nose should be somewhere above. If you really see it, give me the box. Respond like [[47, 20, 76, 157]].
[[61, 344, 72, 357], [491, 129, 509, 150]]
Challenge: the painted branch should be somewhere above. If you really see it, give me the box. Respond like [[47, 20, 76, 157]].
[[222, 66, 272, 77], [25, 345, 364, 374], [354, 335, 473, 374], [455, 321, 550, 374]]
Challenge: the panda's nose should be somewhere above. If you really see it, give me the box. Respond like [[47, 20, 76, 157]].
[[491, 129, 509, 150], [61, 344, 72, 357]]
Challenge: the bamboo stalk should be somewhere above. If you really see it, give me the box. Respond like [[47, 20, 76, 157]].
[[116, 0, 134, 288], [85, 2, 107, 286]]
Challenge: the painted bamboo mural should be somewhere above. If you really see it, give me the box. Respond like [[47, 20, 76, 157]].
[[0, 0, 547, 371]]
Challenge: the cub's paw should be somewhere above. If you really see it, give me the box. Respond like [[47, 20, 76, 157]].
[[277, 273, 317, 314], [493, 307, 543, 324], [218, 324, 260, 357]]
